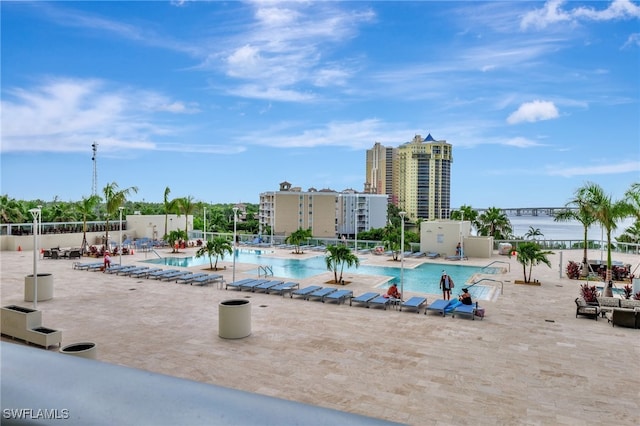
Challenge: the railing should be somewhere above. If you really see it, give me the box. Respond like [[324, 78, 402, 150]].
[[468, 278, 504, 295], [495, 239, 639, 254], [481, 260, 510, 273], [258, 265, 273, 278]]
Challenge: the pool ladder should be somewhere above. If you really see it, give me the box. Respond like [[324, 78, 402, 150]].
[[258, 265, 273, 278]]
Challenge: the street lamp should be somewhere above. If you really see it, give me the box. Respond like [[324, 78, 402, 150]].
[[119, 207, 124, 266], [29, 208, 41, 309], [399, 211, 406, 301], [353, 199, 358, 253], [204, 207, 207, 243], [232, 207, 239, 284]]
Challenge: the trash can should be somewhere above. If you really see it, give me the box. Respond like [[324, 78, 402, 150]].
[[24, 273, 54, 302], [498, 243, 512, 255], [218, 299, 251, 339], [59, 342, 97, 360]]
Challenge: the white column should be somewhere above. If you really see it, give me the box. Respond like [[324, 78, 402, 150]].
[[29, 208, 41, 309], [399, 211, 406, 301], [119, 207, 124, 266], [232, 207, 238, 283]]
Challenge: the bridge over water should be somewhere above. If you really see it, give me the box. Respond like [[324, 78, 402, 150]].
[[471, 207, 577, 217]]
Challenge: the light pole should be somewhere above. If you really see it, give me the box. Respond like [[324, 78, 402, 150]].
[[29, 208, 41, 309], [459, 211, 464, 258], [232, 207, 238, 284], [204, 207, 207, 243], [119, 207, 124, 266], [399, 211, 406, 301]]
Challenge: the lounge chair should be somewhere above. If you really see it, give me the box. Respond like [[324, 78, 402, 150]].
[[147, 269, 178, 280], [452, 302, 479, 320], [368, 295, 391, 310], [68, 250, 82, 259], [291, 285, 323, 300], [252, 280, 284, 293], [225, 278, 257, 290], [323, 289, 353, 305], [129, 268, 162, 278], [425, 299, 450, 316], [445, 254, 468, 261], [400, 296, 427, 313], [411, 252, 426, 258], [239, 279, 271, 291], [105, 265, 136, 275], [350, 292, 379, 307], [119, 266, 150, 277], [306, 287, 338, 302], [175, 273, 208, 284], [73, 262, 102, 271], [575, 298, 599, 320], [160, 271, 191, 282], [191, 274, 224, 286], [425, 252, 440, 259], [267, 282, 300, 297]]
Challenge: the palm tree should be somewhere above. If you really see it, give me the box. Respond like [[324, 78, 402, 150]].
[[624, 182, 640, 221], [516, 241, 553, 283], [285, 228, 312, 254], [324, 244, 360, 284], [166, 229, 187, 253], [103, 182, 138, 250], [476, 207, 513, 240], [554, 185, 598, 277], [0, 195, 26, 224], [580, 182, 632, 295], [196, 237, 232, 270], [163, 187, 176, 239], [76, 195, 101, 253], [450, 205, 479, 234], [175, 196, 196, 243], [524, 226, 543, 240]]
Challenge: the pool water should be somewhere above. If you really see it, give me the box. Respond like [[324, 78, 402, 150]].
[[144, 249, 499, 298]]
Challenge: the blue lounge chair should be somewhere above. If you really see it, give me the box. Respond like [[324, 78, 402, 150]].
[[306, 287, 338, 302], [368, 295, 391, 310], [105, 265, 136, 275], [425, 299, 451, 316], [323, 289, 353, 305], [119, 266, 149, 276], [452, 302, 478, 320], [191, 274, 223, 286], [175, 273, 208, 284], [291, 285, 323, 299], [130, 268, 162, 278], [160, 271, 191, 282], [74, 262, 103, 271], [400, 296, 427, 313], [253, 280, 284, 293], [239, 279, 271, 291], [225, 278, 257, 290], [267, 282, 300, 297], [147, 269, 178, 280], [445, 254, 468, 261], [426, 252, 440, 259], [350, 292, 379, 307]]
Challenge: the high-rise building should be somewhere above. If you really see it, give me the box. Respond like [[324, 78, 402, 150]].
[[365, 133, 452, 221]]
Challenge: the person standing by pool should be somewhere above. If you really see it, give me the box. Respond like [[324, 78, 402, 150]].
[[103, 251, 111, 271], [439, 271, 454, 300]]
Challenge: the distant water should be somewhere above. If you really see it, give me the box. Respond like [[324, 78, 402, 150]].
[[507, 215, 635, 241]]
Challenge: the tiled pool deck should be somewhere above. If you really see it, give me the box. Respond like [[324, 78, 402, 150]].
[[1, 247, 638, 425]]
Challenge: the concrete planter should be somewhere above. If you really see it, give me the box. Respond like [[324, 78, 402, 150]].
[[27, 327, 62, 349], [24, 273, 54, 302], [1, 305, 42, 340], [218, 299, 251, 339], [60, 342, 97, 360]]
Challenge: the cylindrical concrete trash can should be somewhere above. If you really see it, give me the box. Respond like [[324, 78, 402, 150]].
[[59, 342, 97, 360], [498, 243, 512, 255], [24, 273, 54, 302], [218, 299, 251, 339]]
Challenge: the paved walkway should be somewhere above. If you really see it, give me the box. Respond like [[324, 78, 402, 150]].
[[1, 247, 638, 425]]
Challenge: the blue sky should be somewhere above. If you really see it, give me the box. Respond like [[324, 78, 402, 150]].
[[1, 1, 639, 208]]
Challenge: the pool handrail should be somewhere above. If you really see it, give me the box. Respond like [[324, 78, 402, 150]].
[[467, 278, 504, 295], [481, 260, 510, 273]]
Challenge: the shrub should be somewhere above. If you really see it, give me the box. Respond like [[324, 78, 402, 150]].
[[622, 285, 633, 299], [634, 292, 640, 301], [579, 284, 599, 303], [566, 261, 580, 279]]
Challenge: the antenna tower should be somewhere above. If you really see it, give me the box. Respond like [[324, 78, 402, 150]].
[[91, 142, 98, 196]]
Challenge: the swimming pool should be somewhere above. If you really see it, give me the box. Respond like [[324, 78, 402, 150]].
[[144, 250, 500, 297]]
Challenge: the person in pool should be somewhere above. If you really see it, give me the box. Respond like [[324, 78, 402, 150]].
[[459, 288, 472, 305]]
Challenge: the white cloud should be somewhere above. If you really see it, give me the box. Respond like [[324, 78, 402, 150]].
[[507, 100, 559, 124], [546, 160, 640, 177], [0, 78, 202, 153], [521, 0, 640, 30], [503, 137, 544, 148], [622, 33, 640, 48]]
